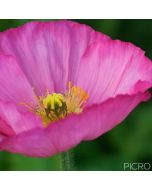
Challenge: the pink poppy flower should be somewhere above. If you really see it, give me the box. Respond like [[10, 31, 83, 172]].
[[0, 20, 152, 157]]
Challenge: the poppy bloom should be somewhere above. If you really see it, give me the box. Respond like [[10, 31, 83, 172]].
[[0, 20, 152, 157]]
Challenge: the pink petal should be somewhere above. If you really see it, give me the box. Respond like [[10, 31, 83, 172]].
[[0, 54, 35, 104], [0, 92, 149, 157], [0, 118, 15, 136], [0, 21, 109, 95], [0, 101, 42, 135], [75, 40, 152, 106], [0, 21, 152, 158]]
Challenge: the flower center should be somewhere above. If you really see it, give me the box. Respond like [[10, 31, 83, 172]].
[[22, 82, 89, 127]]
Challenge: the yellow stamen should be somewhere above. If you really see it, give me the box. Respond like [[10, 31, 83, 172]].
[[21, 82, 89, 127], [65, 82, 89, 114]]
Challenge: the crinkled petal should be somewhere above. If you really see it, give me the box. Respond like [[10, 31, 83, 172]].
[[75, 40, 152, 106], [0, 21, 151, 105], [0, 21, 110, 95], [0, 54, 35, 104], [0, 118, 15, 136], [0, 93, 149, 157], [0, 101, 42, 135]]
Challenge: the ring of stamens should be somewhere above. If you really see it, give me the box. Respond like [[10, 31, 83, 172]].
[[21, 82, 89, 127]]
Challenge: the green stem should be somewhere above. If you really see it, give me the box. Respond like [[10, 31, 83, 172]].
[[60, 150, 74, 171]]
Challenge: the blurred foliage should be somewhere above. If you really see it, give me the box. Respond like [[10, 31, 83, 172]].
[[0, 19, 152, 171]]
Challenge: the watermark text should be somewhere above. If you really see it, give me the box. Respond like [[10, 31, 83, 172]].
[[124, 162, 151, 171]]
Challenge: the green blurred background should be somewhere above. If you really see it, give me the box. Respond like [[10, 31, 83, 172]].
[[0, 19, 152, 171]]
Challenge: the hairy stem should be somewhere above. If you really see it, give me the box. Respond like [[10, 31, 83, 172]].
[[60, 150, 74, 171]]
